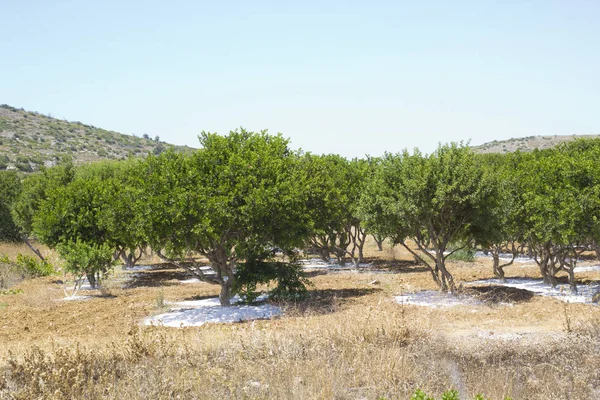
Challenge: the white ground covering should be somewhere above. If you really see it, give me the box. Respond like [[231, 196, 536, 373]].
[[79, 282, 99, 291], [467, 278, 600, 304], [573, 265, 600, 273], [180, 266, 217, 280], [474, 251, 535, 264], [125, 265, 154, 271], [179, 278, 202, 284], [396, 276, 600, 308], [59, 295, 91, 301], [299, 258, 373, 270], [395, 291, 483, 308], [144, 295, 281, 327]]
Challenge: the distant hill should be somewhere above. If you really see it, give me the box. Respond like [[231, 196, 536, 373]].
[[0, 104, 195, 171], [474, 134, 600, 154]]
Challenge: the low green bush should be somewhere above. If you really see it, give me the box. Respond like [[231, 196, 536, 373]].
[[409, 389, 512, 400], [15, 254, 54, 277], [411, 389, 461, 400], [447, 248, 475, 262]]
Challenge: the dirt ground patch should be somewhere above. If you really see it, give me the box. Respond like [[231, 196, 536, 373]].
[[1, 239, 600, 399]]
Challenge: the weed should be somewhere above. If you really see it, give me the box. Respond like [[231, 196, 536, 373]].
[[0, 288, 23, 295]]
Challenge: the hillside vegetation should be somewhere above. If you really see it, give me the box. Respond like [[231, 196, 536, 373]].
[[0, 104, 194, 171], [474, 134, 600, 154]]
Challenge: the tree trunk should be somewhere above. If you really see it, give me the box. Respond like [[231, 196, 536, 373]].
[[219, 279, 233, 306], [535, 245, 552, 285], [399, 240, 441, 289], [335, 249, 346, 266], [436, 250, 455, 292], [373, 235, 384, 251], [492, 254, 506, 282], [559, 248, 578, 294], [318, 247, 330, 263], [311, 234, 334, 263], [547, 256, 558, 287], [206, 245, 236, 307], [24, 237, 45, 261], [355, 227, 367, 265], [86, 272, 97, 289]]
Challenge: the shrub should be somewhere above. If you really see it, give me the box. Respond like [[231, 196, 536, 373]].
[[234, 259, 309, 303], [16, 162, 32, 172], [15, 254, 54, 277], [57, 240, 115, 289], [447, 248, 475, 262], [410, 390, 509, 400], [447, 241, 475, 262]]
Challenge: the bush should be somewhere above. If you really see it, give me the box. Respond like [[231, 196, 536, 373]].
[[15, 254, 54, 277], [57, 240, 115, 288], [16, 162, 32, 172], [447, 248, 475, 262], [410, 390, 511, 400], [234, 259, 309, 303], [447, 241, 475, 262]]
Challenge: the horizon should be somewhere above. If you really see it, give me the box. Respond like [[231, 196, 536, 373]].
[[1, 1, 599, 158]]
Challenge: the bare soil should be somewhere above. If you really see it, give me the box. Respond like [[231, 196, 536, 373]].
[[1, 240, 599, 399]]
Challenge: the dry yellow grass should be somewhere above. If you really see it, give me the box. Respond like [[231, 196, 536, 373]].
[[0, 241, 50, 262], [1, 238, 599, 399]]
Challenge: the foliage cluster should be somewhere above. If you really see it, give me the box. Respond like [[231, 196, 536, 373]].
[[0, 252, 53, 290], [9, 129, 600, 301]]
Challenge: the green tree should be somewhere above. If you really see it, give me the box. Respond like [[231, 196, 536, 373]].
[[78, 160, 148, 267], [301, 155, 370, 266], [140, 130, 311, 306], [474, 153, 526, 281], [11, 159, 75, 259], [31, 160, 148, 284], [362, 143, 494, 291], [0, 171, 22, 242], [57, 239, 115, 294], [519, 141, 600, 292]]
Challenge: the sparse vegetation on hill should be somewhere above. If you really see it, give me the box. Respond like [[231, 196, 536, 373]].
[[474, 134, 600, 154], [0, 104, 193, 171]]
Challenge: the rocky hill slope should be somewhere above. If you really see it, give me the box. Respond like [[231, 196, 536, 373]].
[[474, 134, 600, 154], [0, 104, 194, 171]]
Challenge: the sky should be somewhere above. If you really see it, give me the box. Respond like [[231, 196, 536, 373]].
[[1, 0, 599, 158]]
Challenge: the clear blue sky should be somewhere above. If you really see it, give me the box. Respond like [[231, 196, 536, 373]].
[[1, 1, 599, 157]]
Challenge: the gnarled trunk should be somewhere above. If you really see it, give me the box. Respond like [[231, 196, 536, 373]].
[[492, 254, 506, 282], [436, 251, 455, 292], [86, 272, 97, 289], [372, 234, 385, 251], [206, 245, 236, 307], [219, 278, 234, 306]]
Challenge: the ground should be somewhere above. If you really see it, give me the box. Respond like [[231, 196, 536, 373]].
[[0, 240, 599, 399]]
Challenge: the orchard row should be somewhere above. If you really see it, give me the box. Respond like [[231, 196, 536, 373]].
[[2, 130, 600, 304]]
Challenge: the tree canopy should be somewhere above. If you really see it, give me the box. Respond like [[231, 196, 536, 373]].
[[140, 129, 312, 305], [361, 143, 496, 291]]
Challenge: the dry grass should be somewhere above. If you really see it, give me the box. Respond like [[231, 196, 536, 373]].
[[1, 238, 600, 399], [0, 241, 59, 264]]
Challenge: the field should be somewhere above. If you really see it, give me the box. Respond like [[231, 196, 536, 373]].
[[1, 240, 599, 399]]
